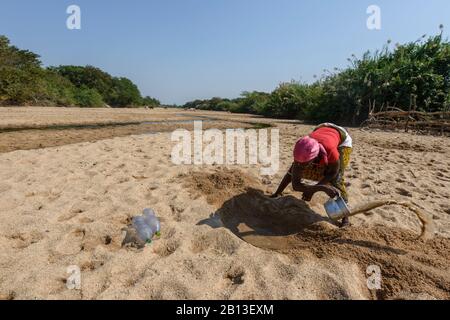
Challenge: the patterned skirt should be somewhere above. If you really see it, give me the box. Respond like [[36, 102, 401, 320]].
[[297, 147, 352, 201]]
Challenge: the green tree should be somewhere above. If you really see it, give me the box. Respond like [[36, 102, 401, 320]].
[[0, 35, 43, 104], [261, 82, 309, 119], [236, 91, 270, 114], [50, 65, 114, 103], [142, 96, 161, 107], [73, 87, 104, 107], [109, 77, 142, 107]]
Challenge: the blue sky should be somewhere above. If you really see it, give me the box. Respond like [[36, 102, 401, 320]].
[[1, 0, 449, 104]]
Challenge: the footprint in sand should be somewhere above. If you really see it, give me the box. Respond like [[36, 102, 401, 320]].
[[170, 204, 184, 222], [440, 205, 450, 215], [0, 183, 12, 193], [85, 170, 98, 178], [116, 176, 130, 184], [55, 228, 85, 255], [225, 265, 245, 285], [318, 274, 351, 300], [148, 279, 192, 300], [78, 217, 94, 224], [79, 253, 107, 272], [275, 263, 297, 282], [57, 211, 82, 222], [57, 204, 87, 222], [181, 259, 203, 280], [153, 238, 180, 257], [9, 231, 45, 249], [147, 183, 159, 191], [191, 229, 240, 256], [396, 188, 413, 197]]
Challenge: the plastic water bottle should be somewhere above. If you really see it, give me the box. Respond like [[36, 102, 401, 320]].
[[132, 208, 161, 245], [132, 216, 153, 244], [143, 208, 161, 237]]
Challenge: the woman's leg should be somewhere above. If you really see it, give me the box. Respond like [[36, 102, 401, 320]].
[[332, 147, 352, 226]]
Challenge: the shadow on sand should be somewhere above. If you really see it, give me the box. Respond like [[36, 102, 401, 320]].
[[197, 188, 336, 250], [197, 188, 409, 255]]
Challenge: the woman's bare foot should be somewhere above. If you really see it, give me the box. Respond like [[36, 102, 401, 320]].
[[340, 217, 350, 228]]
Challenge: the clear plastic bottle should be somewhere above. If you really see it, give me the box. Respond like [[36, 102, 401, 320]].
[[143, 208, 161, 238], [132, 209, 161, 245]]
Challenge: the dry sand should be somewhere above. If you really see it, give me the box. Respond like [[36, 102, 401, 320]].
[[0, 107, 264, 153], [0, 107, 200, 128], [0, 108, 449, 300], [0, 107, 267, 129]]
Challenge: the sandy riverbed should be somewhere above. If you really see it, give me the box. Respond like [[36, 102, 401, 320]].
[[0, 108, 449, 300]]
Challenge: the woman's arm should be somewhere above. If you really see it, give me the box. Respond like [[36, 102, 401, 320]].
[[292, 162, 340, 201], [272, 163, 313, 197], [317, 160, 340, 186], [271, 164, 293, 197], [272, 163, 340, 200]]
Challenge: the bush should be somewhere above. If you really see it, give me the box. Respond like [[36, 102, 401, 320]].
[[73, 87, 104, 107], [236, 91, 270, 114], [182, 29, 450, 125], [261, 82, 313, 119], [312, 31, 450, 124], [38, 70, 78, 106], [142, 96, 161, 107], [108, 77, 142, 107], [216, 100, 239, 112]]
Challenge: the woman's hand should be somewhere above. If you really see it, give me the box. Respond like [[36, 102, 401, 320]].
[[302, 190, 315, 202], [302, 185, 340, 201], [322, 185, 340, 198], [270, 192, 282, 198]]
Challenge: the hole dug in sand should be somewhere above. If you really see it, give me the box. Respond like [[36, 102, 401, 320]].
[[185, 168, 329, 251], [186, 168, 450, 299], [215, 189, 450, 300], [217, 188, 332, 251]]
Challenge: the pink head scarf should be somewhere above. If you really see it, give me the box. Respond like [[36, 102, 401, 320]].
[[293, 136, 328, 165]]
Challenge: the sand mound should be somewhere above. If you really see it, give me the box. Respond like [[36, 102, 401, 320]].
[[287, 225, 450, 300], [182, 167, 260, 206], [348, 200, 435, 240], [215, 189, 450, 300]]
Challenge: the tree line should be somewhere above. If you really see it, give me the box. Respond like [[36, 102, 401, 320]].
[[0, 35, 160, 108], [183, 28, 450, 125]]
